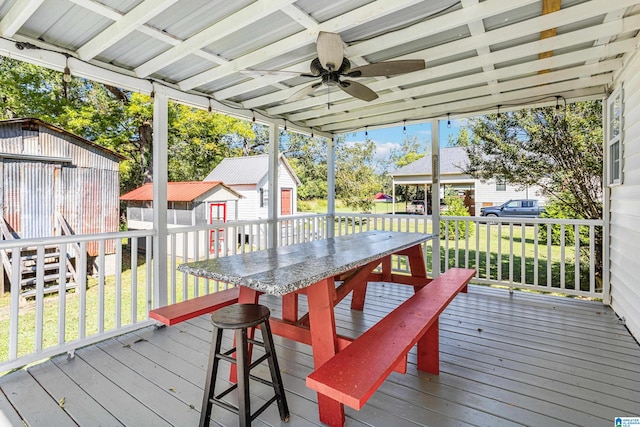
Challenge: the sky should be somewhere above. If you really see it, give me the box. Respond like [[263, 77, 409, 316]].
[[341, 119, 464, 163]]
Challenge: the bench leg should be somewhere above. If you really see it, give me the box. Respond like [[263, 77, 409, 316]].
[[417, 319, 440, 374]]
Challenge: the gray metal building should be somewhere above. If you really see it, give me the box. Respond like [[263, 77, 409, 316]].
[[0, 118, 123, 256]]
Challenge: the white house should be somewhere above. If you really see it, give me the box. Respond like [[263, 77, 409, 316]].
[[390, 146, 546, 215], [204, 154, 301, 221]]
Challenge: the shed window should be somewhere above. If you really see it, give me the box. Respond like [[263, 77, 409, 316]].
[[496, 176, 506, 191], [607, 87, 623, 186]]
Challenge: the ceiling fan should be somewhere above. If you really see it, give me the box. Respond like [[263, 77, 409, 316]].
[[285, 31, 426, 103]]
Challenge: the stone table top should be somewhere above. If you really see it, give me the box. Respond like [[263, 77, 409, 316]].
[[177, 231, 434, 296]]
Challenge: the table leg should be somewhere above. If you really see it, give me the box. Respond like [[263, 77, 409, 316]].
[[306, 278, 345, 427], [406, 245, 427, 292], [228, 286, 260, 383], [282, 293, 298, 322], [351, 256, 389, 310]]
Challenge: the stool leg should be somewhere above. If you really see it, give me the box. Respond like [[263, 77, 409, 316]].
[[200, 327, 223, 427], [261, 320, 290, 422], [237, 327, 251, 427]]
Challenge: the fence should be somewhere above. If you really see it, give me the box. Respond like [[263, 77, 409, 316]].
[[0, 212, 603, 372]]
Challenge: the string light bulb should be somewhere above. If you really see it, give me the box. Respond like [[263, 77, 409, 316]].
[[251, 109, 256, 123], [365, 126, 368, 137], [403, 120, 406, 134], [447, 113, 451, 128], [497, 104, 502, 118]]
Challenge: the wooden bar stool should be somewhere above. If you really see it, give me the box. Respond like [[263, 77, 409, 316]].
[[200, 303, 290, 427]]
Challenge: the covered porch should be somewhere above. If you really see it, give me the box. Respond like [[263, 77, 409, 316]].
[[2, 282, 638, 427], [1, 0, 640, 426]]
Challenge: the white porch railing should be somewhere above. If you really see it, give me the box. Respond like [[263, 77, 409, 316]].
[[0, 212, 604, 373], [335, 213, 605, 298]]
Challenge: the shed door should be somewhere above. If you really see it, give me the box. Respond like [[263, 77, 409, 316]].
[[209, 203, 227, 253], [281, 189, 292, 215]]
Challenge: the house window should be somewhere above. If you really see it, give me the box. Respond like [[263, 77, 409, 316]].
[[607, 86, 623, 186], [496, 176, 506, 191], [259, 188, 266, 208]]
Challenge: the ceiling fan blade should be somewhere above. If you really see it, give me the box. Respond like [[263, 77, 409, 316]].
[[339, 80, 378, 102], [317, 31, 344, 71], [285, 82, 322, 103], [346, 60, 426, 77]]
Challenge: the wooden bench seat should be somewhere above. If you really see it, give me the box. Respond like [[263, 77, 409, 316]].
[[306, 268, 476, 411], [149, 287, 239, 326]]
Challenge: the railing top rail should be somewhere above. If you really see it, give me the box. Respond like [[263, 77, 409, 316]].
[[0, 228, 155, 251]]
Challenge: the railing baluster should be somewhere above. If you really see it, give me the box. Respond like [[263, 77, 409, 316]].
[[131, 237, 138, 323], [98, 239, 105, 334], [35, 245, 45, 352], [58, 243, 68, 344], [575, 223, 580, 292], [560, 224, 566, 290], [115, 239, 122, 329], [78, 241, 87, 339], [521, 223, 526, 286]]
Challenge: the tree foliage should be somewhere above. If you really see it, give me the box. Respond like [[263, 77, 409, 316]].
[[459, 101, 604, 278], [460, 101, 603, 220], [1, 57, 385, 210]]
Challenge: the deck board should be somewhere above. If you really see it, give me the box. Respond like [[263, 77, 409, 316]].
[[1, 284, 639, 426]]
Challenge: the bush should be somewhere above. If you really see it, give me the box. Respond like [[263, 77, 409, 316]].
[[440, 195, 474, 239]]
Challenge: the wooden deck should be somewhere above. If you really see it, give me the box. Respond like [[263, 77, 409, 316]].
[[1, 283, 639, 426]]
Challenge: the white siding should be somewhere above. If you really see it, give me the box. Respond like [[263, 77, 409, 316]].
[[228, 160, 298, 221], [609, 48, 640, 342], [231, 184, 260, 221], [475, 180, 546, 215]]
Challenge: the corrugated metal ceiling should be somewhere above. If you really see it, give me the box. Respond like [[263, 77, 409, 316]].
[[0, 0, 639, 136]]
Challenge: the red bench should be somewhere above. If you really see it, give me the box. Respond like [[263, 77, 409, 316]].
[[149, 287, 239, 326], [306, 268, 475, 411]]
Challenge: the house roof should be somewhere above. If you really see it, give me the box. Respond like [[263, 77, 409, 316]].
[[0, 118, 126, 161], [204, 155, 301, 186], [120, 181, 241, 202], [390, 146, 470, 177], [0, 1, 637, 135]]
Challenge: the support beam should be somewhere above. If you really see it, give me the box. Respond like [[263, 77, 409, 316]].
[[327, 137, 336, 238], [538, 0, 562, 72], [152, 85, 168, 308], [77, 0, 179, 60], [431, 120, 441, 279], [267, 123, 279, 248], [0, 0, 44, 37]]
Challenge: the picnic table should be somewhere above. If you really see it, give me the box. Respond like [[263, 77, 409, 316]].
[[177, 231, 473, 426]]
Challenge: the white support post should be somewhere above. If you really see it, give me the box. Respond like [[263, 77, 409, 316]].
[[152, 84, 168, 308], [392, 179, 396, 214], [327, 137, 336, 238], [267, 122, 279, 248], [431, 119, 441, 278], [602, 94, 611, 305]]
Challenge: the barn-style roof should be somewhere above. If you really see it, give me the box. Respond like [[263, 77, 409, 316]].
[[204, 154, 301, 186]]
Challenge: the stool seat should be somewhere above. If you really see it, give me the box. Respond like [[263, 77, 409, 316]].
[[211, 304, 270, 329], [200, 303, 289, 427]]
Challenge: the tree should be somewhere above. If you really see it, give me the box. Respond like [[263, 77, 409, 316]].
[[460, 101, 603, 220], [459, 101, 604, 280], [0, 58, 256, 192], [335, 139, 380, 211]]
